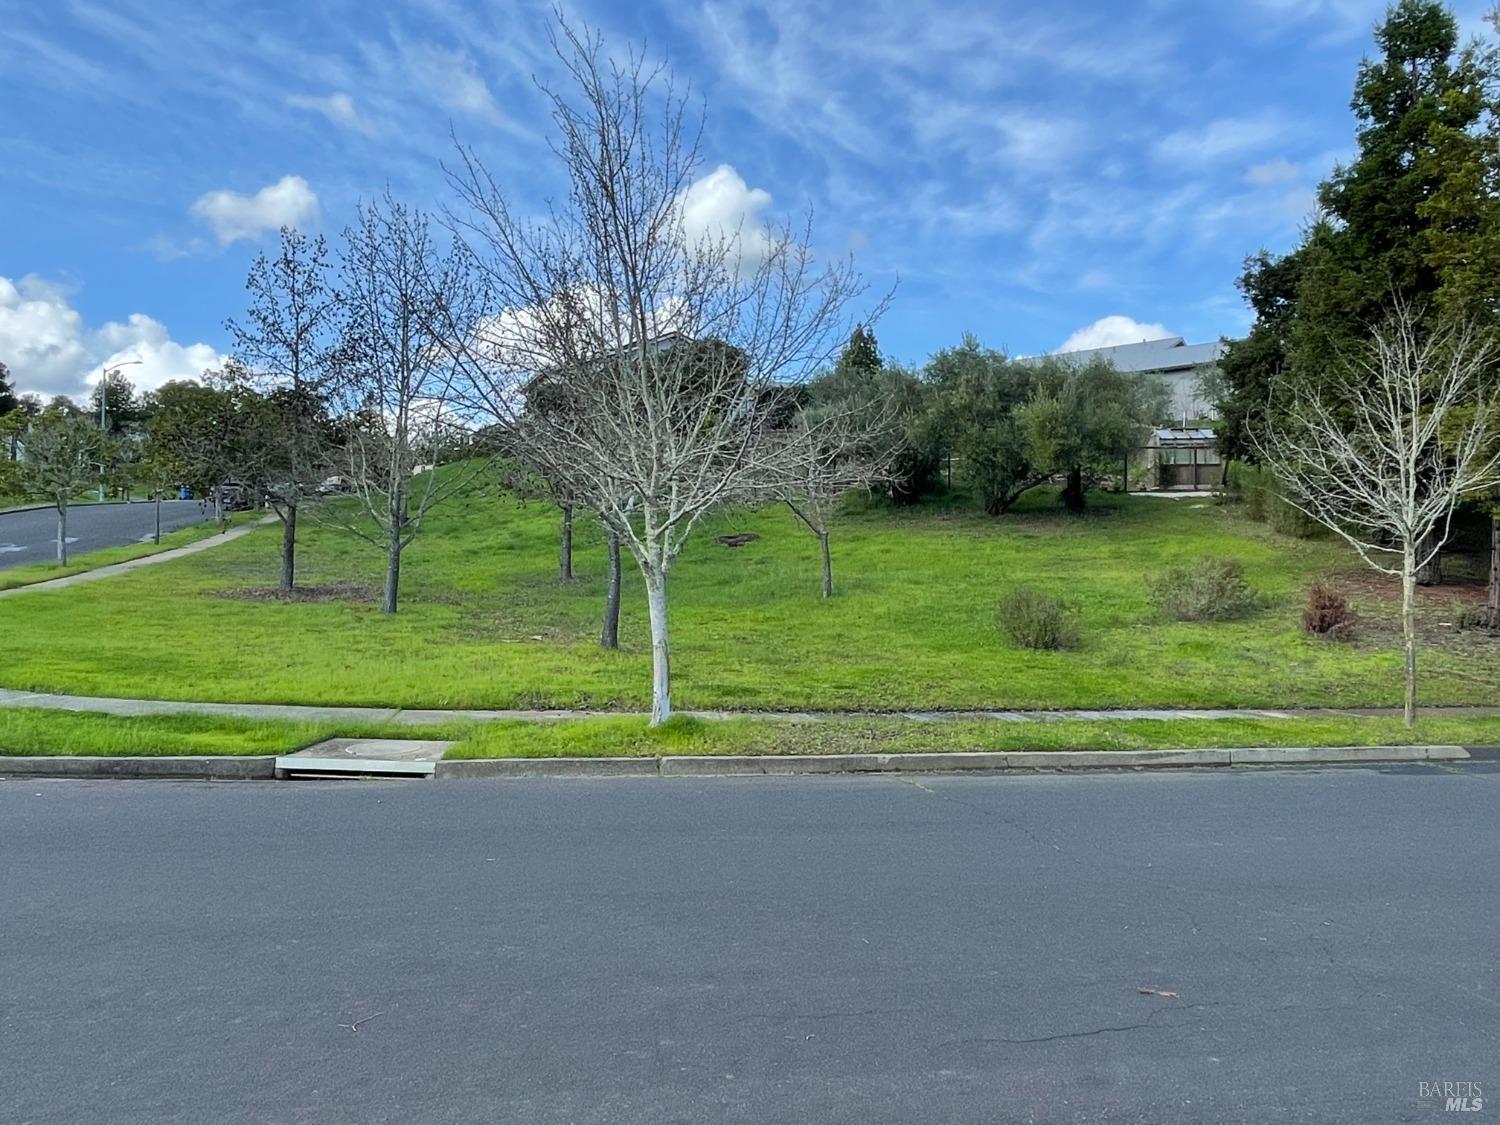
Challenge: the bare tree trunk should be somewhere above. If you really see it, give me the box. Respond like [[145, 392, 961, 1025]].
[[1488, 491, 1499, 628], [1402, 548, 1418, 728], [1415, 527, 1441, 586], [643, 565, 671, 725], [154, 494, 162, 545], [819, 531, 832, 598], [279, 505, 297, 592], [383, 538, 402, 615], [56, 501, 67, 565], [383, 494, 404, 615], [601, 531, 621, 650], [560, 503, 574, 581]]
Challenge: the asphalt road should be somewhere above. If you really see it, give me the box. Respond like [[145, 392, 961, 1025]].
[[0, 500, 214, 569], [2, 764, 1496, 1124]]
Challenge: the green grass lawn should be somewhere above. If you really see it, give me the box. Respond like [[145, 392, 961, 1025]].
[[0, 512, 258, 592], [0, 480, 1495, 711], [446, 714, 1500, 758], [0, 707, 477, 757], [3, 707, 1496, 760]]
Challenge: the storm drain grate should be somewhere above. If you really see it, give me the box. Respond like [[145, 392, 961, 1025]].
[[274, 738, 454, 779]]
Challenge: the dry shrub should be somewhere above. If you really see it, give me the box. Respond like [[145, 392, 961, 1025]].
[[1303, 582, 1356, 641]]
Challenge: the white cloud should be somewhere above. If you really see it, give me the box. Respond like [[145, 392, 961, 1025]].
[[406, 44, 501, 120], [286, 92, 378, 136], [1055, 316, 1174, 354], [1245, 157, 1302, 185], [1154, 115, 1283, 165], [994, 112, 1081, 166], [190, 175, 320, 245], [0, 274, 226, 401], [677, 164, 774, 274]]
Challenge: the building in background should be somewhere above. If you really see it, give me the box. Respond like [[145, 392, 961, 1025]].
[[1142, 427, 1221, 491], [1047, 336, 1226, 423]]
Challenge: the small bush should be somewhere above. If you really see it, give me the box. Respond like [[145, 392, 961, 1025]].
[[1147, 557, 1257, 622], [1302, 582, 1356, 641], [1455, 605, 1496, 633], [1224, 463, 1323, 537], [997, 588, 1079, 651], [1266, 495, 1323, 539]]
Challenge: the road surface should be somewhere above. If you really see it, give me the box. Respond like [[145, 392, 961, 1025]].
[[2, 764, 1495, 1123], [0, 500, 214, 570]]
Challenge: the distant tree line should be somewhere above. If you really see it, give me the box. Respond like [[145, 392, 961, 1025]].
[[806, 326, 1168, 517]]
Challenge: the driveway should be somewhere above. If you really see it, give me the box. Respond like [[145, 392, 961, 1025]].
[[1, 763, 1495, 1123], [0, 500, 214, 569]]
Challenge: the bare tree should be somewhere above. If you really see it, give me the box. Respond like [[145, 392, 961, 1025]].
[[20, 412, 106, 564], [227, 227, 338, 593], [327, 197, 486, 615], [775, 408, 894, 598], [1256, 306, 1500, 725], [445, 22, 879, 724]]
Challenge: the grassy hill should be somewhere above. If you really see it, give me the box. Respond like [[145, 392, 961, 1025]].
[[0, 481, 1495, 711]]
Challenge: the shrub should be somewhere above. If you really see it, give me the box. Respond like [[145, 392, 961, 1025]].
[[1224, 462, 1323, 537], [1455, 605, 1496, 633], [997, 588, 1079, 650], [1266, 494, 1323, 539], [1147, 557, 1257, 622], [1302, 582, 1356, 641]]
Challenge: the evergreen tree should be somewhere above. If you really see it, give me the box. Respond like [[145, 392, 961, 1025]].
[[810, 325, 941, 504], [1216, 249, 1306, 464], [0, 360, 17, 418], [1289, 0, 1488, 379], [1218, 0, 1495, 448]]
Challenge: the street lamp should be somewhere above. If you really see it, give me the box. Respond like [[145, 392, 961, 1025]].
[[96, 359, 142, 501]]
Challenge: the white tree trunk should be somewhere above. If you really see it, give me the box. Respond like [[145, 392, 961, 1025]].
[[56, 502, 67, 565], [1401, 548, 1418, 728], [643, 564, 671, 726]]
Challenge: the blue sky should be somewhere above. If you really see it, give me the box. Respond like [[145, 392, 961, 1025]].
[[0, 0, 1492, 400]]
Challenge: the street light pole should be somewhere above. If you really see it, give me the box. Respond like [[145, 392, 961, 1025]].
[[95, 359, 142, 502]]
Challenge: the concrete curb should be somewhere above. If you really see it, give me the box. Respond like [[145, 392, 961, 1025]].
[[438, 756, 661, 779], [435, 744, 1471, 780], [0, 745, 1472, 781], [0, 756, 277, 780]]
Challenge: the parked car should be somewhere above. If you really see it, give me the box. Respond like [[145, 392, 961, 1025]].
[[212, 480, 257, 512]]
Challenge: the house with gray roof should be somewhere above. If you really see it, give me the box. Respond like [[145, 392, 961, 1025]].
[[1045, 336, 1226, 422]]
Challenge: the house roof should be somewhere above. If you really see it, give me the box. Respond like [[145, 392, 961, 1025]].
[[1152, 427, 1218, 444], [1046, 336, 1226, 374]]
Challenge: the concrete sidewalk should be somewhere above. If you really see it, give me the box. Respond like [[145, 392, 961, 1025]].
[[0, 516, 272, 597], [0, 686, 1497, 726]]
